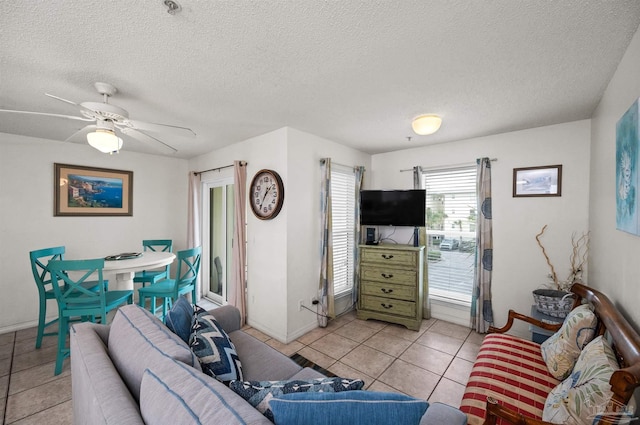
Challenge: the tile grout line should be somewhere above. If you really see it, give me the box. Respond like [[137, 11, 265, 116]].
[[2, 333, 16, 425]]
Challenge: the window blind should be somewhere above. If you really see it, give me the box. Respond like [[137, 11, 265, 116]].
[[422, 166, 477, 303], [331, 166, 356, 296]]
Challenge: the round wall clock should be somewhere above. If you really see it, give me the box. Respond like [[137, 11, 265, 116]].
[[249, 169, 284, 220]]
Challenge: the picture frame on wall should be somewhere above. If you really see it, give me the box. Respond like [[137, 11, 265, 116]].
[[54, 163, 133, 216], [512, 165, 562, 197]]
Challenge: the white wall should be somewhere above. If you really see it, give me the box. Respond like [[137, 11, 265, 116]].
[[189, 127, 370, 342], [285, 128, 371, 339], [0, 133, 188, 333], [589, 23, 640, 329], [190, 128, 289, 340], [371, 120, 591, 336]]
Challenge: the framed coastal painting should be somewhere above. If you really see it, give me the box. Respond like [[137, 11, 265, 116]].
[[54, 163, 133, 216], [512, 165, 562, 197], [616, 98, 639, 235]]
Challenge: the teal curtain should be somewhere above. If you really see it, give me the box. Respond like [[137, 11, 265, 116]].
[[471, 157, 494, 332], [318, 158, 333, 327], [413, 166, 430, 319], [352, 166, 365, 308]]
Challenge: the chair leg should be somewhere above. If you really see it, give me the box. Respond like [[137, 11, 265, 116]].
[[36, 293, 47, 349], [55, 315, 68, 376]]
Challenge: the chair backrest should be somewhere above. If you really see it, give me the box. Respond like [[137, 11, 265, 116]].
[[47, 258, 106, 310], [29, 246, 65, 295], [142, 239, 173, 275], [142, 240, 173, 253], [174, 246, 202, 293]]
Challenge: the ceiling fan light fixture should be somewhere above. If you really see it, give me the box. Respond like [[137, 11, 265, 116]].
[[412, 115, 442, 136], [87, 129, 123, 154]]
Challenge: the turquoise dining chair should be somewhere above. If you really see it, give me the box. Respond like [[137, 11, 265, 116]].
[[138, 246, 201, 322], [47, 258, 133, 375], [133, 239, 173, 288], [29, 246, 107, 349]]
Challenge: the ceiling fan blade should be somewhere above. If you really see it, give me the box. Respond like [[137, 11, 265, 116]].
[[120, 127, 178, 154], [127, 119, 196, 138], [45, 93, 81, 106], [65, 125, 96, 143], [0, 108, 92, 122]]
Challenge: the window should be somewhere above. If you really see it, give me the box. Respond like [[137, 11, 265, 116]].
[[423, 166, 477, 304], [331, 165, 356, 296]]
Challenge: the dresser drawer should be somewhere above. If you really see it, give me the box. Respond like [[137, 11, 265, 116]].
[[361, 281, 415, 301], [361, 267, 416, 286], [361, 295, 416, 317], [361, 249, 417, 267]]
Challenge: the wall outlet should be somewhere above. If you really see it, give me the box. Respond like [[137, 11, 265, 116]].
[[298, 299, 304, 311]]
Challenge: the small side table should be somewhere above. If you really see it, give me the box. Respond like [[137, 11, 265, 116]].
[[529, 305, 564, 343]]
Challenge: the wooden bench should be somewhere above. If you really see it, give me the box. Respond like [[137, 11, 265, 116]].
[[459, 283, 640, 425]]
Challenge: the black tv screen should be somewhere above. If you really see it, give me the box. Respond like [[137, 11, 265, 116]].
[[360, 190, 426, 227]]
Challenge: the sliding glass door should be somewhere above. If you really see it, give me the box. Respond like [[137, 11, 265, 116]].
[[202, 175, 234, 304]]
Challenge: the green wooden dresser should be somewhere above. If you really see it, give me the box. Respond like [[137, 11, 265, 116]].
[[357, 244, 424, 331]]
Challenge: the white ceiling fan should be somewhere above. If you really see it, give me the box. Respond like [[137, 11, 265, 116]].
[[0, 82, 196, 154]]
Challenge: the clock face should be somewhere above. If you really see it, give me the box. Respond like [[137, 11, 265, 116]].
[[249, 169, 284, 220]]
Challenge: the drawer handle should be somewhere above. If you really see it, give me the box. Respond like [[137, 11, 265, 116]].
[[381, 273, 394, 279], [381, 288, 393, 294], [381, 254, 394, 260], [381, 303, 393, 309]]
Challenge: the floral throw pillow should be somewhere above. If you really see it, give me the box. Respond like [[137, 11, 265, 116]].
[[540, 304, 597, 380], [542, 335, 620, 424]]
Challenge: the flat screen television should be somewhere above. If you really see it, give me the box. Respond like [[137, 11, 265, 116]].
[[360, 189, 426, 227]]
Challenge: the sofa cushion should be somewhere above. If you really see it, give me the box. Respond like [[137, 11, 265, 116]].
[[228, 377, 365, 421], [164, 295, 193, 343], [190, 305, 243, 383], [108, 304, 201, 401], [228, 330, 303, 381], [270, 391, 428, 425], [540, 304, 597, 380], [542, 335, 620, 424], [71, 322, 145, 425], [459, 333, 560, 425], [140, 355, 272, 425]]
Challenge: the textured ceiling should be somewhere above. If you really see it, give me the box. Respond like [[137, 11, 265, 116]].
[[1, 1, 640, 159]]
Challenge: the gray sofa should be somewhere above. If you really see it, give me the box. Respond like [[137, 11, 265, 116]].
[[70, 303, 466, 424]]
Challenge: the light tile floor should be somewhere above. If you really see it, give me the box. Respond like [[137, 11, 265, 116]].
[[0, 308, 482, 424]]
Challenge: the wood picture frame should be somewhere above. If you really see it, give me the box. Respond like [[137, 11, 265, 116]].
[[512, 165, 562, 197], [54, 163, 133, 216]]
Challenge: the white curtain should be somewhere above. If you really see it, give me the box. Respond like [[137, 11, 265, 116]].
[[187, 172, 202, 300], [229, 161, 248, 326]]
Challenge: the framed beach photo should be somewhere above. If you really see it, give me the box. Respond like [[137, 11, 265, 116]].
[[54, 163, 133, 216], [512, 165, 562, 197]]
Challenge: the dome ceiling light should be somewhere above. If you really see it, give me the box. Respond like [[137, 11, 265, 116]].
[[411, 115, 442, 136]]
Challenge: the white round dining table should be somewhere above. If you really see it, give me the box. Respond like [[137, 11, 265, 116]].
[[102, 251, 176, 291]]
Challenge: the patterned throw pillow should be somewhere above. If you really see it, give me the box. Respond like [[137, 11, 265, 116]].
[[189, 305, 243, 383], [229, 378, 365, 421], [540, 304, 597, 380], [542, 335, 620, 424]]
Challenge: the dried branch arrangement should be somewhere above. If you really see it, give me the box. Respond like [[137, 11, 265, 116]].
[[535, 225, 590, 291]]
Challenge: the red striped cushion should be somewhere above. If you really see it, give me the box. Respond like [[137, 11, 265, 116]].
[[459, 334, 560, 425]]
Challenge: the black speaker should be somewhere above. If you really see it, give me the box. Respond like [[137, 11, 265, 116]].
[[365, 228, 376, 245], [413, 227, 420, 247]]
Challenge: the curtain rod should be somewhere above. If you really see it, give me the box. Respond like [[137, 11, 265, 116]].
[[399, 158, 497, 173], [319, 159, 366, 171], [194, 161, 247, 175]]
